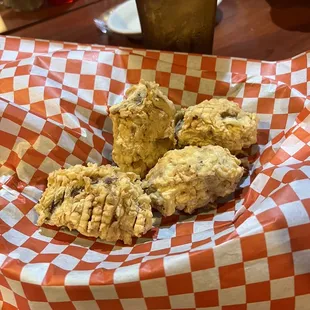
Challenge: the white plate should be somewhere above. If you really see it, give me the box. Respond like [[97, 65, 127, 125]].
[[107, 0, 142, 36], [107, 0, 223, 37]]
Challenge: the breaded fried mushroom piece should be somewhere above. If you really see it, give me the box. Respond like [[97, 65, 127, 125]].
[[35, 164, 152, 245], [143, 145, 244, 216], [176, 98, 258, 153], [109, 80, 176, 178]]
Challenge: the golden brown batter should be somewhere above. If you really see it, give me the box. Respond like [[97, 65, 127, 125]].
[[143, 145, 244, 216], [176, 98, 258, 153], [35, 163, 152, 245], [110, 80, 176, 178]]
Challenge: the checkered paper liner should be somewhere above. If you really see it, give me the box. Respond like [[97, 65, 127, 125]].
[[0, 35, 309, 310]]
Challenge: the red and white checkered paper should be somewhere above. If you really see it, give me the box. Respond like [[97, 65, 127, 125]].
[[0, 35, 309, 310]]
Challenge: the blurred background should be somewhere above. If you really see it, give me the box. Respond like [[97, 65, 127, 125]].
[[0, 0, 310, 60]]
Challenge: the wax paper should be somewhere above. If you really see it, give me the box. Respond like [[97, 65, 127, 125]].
[[0, 36, 309, 310]]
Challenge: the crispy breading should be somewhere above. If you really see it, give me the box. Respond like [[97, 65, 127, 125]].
[[143, 145, 244, 216], [176, 98, 258, 153], [35, 164, 152, 245], [109, 80, 176, 178]]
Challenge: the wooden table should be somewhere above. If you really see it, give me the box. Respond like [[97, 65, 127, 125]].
[[1, 0, 310, 61]]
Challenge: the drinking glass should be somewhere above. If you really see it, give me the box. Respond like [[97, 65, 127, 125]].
[[135, 0, 217, 54], [3, 0, 44, 11]]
